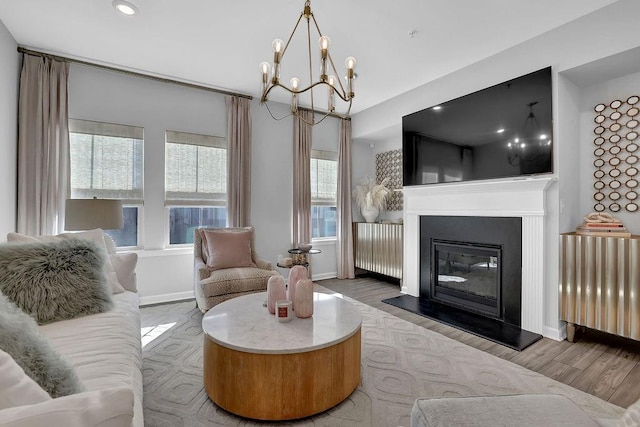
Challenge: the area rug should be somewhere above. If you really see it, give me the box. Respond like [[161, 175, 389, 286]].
[[141, 285, 623, 426]]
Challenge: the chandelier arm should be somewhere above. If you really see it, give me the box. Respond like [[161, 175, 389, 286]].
[[269, 80, 351, 103], [263, 101, 294, 121], [281, 13, 306, 60], [306, 14, 315, 118], [326, 51, 348, 96]]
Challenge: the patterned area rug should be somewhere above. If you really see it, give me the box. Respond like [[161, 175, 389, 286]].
[[141, 285, 623, 426]]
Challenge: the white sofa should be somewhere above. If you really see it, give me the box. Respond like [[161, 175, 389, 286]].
[[0, 231, 143, 427]]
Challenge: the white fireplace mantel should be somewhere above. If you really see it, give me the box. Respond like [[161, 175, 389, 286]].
[[402, 176, 556, 334]]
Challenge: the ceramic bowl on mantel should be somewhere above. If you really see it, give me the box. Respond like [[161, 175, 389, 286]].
[[298, 243, 312, 252]]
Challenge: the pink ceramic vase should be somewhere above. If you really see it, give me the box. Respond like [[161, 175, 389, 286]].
[[287, 265, 308, 310], [267, 275, 286, 315], [294, 279, 314, 318]]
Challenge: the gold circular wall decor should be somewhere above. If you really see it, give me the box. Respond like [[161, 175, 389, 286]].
[[593, 95, 640, 213]]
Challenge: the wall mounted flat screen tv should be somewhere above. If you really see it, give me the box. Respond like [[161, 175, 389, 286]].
[[403, 67, 553, 186]]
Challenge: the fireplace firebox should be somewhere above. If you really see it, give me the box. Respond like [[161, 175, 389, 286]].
[[431, 240, 501, 319], [421, 216, 522, 327]]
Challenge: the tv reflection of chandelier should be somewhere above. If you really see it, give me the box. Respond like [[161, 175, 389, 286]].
[[258, 0, 357, 126], [507, 101, 552, 167]]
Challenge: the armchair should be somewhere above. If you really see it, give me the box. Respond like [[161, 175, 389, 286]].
[[194, 227, 278, 312]]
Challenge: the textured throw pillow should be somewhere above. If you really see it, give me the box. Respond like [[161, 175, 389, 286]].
[[0, 349, 51, 409], [7, 230, 125, 294], [0, 239, 114, 324], [0, 292, 84, 398], [202, 229, 256, 270]]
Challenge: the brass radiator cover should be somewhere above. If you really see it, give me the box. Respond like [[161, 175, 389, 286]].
[[560, 233, 640, 340]]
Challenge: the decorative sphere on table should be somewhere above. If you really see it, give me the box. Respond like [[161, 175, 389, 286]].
[[294, 279, 314, 318], [287, 265, 308, 310], [267, 275, 286, 315]]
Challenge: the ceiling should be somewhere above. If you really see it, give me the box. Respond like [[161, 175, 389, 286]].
[[0, 0, 618, 115]]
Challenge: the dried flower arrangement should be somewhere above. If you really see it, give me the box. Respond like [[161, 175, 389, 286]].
[[354, 177, 391, 210]]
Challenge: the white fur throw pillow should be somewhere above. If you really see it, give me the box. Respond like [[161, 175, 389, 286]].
[[0, 349, 51, 409], [0, 239, 113, 324], [0, 292, 84, 398]]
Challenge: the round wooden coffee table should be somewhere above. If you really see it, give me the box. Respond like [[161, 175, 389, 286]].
[[202, 291, 362, 421]]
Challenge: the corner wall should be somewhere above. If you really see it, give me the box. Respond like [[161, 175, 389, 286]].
[[0, 19, 18, 236]]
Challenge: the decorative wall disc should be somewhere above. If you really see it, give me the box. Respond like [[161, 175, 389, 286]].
[[611, 100, 623, 109], [609, 145, 622, 155], [627, 143, 638, 153], [628, 119, 639, 129], [595, 169, 605, 179], [609, 191, 621, 201], [627, 131, 638, 141], [594, 158, 605, 168], [609, 203, 621, 212], [610, 134, 622, 143], [595, 115, 606, 124], [610, 111, 622, 121], [626, 155, 638, 165], [609, 168, 621, 178], [595, 126, 606, 135], [595, 103, 606, 112], [628, 107, 639, 117], [594, 136, 605, 145], [594, 180, 605, 189], [594, 192, 605, 201], [594, 147, 606, 156], [609, 157, 622, 167], [594, 203, 605, 212], [626, 191, 638, 200], [626, 203, 638, 212], [610, 123, 622, 132], [628, 96, 640, 105], [609, 180, 622, 189], [626, 179, 639, 188], [626, 167, 639, 177]]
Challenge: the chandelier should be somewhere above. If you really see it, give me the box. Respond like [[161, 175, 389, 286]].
[[507, 101, 551, 166], [259, 0, 357, 126]]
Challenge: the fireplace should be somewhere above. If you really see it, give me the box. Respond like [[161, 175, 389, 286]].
[[431, 240, 501, 319], [421, 216, 522, 327]]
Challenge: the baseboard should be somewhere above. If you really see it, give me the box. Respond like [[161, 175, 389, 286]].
[[543, 324, 566, 342], [313, 272, 337, 281], [140, 291, 195, 306]]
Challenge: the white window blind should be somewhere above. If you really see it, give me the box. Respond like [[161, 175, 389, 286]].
[[69, 119, 144, 204], [165, 130, 227, 206], [311, 149, 338, 206]]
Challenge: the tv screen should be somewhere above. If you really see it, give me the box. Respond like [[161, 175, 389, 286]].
[[403, 67, 553, 186]]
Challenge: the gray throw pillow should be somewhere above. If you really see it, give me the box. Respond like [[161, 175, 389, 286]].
[[0, 238, 113, 324], [0, 291, 84, 398]]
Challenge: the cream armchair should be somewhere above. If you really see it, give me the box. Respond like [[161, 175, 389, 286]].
[[194, 227, 278, 312]]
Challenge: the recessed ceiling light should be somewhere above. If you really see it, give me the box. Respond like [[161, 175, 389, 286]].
[[112, 0, 138, 16], [497, 128, 505, 133], [432, 105, 442, 111]]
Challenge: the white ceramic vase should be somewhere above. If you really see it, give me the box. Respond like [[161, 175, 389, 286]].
[[361, 205, 380, 223]]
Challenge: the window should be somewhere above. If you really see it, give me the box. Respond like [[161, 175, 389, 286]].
[[311, 149, 337, 239], [165, 131, 227, 245], [69, 119, 144, 248]]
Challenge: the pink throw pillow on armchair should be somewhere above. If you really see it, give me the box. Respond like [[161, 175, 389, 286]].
[[202, 229, 256, 271]]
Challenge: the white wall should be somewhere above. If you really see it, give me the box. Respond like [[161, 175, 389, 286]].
[[69, 64, 340, 303], [0, 19, 18, 236], [349, 0, 640, 338]]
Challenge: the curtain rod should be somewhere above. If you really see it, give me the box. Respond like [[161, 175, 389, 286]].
[[17, 47, 253, 100]]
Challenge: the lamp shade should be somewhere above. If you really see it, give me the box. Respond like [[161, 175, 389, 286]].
[[65, 199, 124, 231]]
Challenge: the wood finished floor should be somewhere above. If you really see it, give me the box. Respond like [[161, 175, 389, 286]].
[[318, 275, 640, 409]]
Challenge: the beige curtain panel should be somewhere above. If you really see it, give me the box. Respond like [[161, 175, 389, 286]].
[[225, 96, 252, 227], [17, 54, 70, 236], [336, 119, 355, 279], [292, 110, 313, 247]]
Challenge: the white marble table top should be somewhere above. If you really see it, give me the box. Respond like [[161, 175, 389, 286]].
[[202, 292, 362, 354]]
